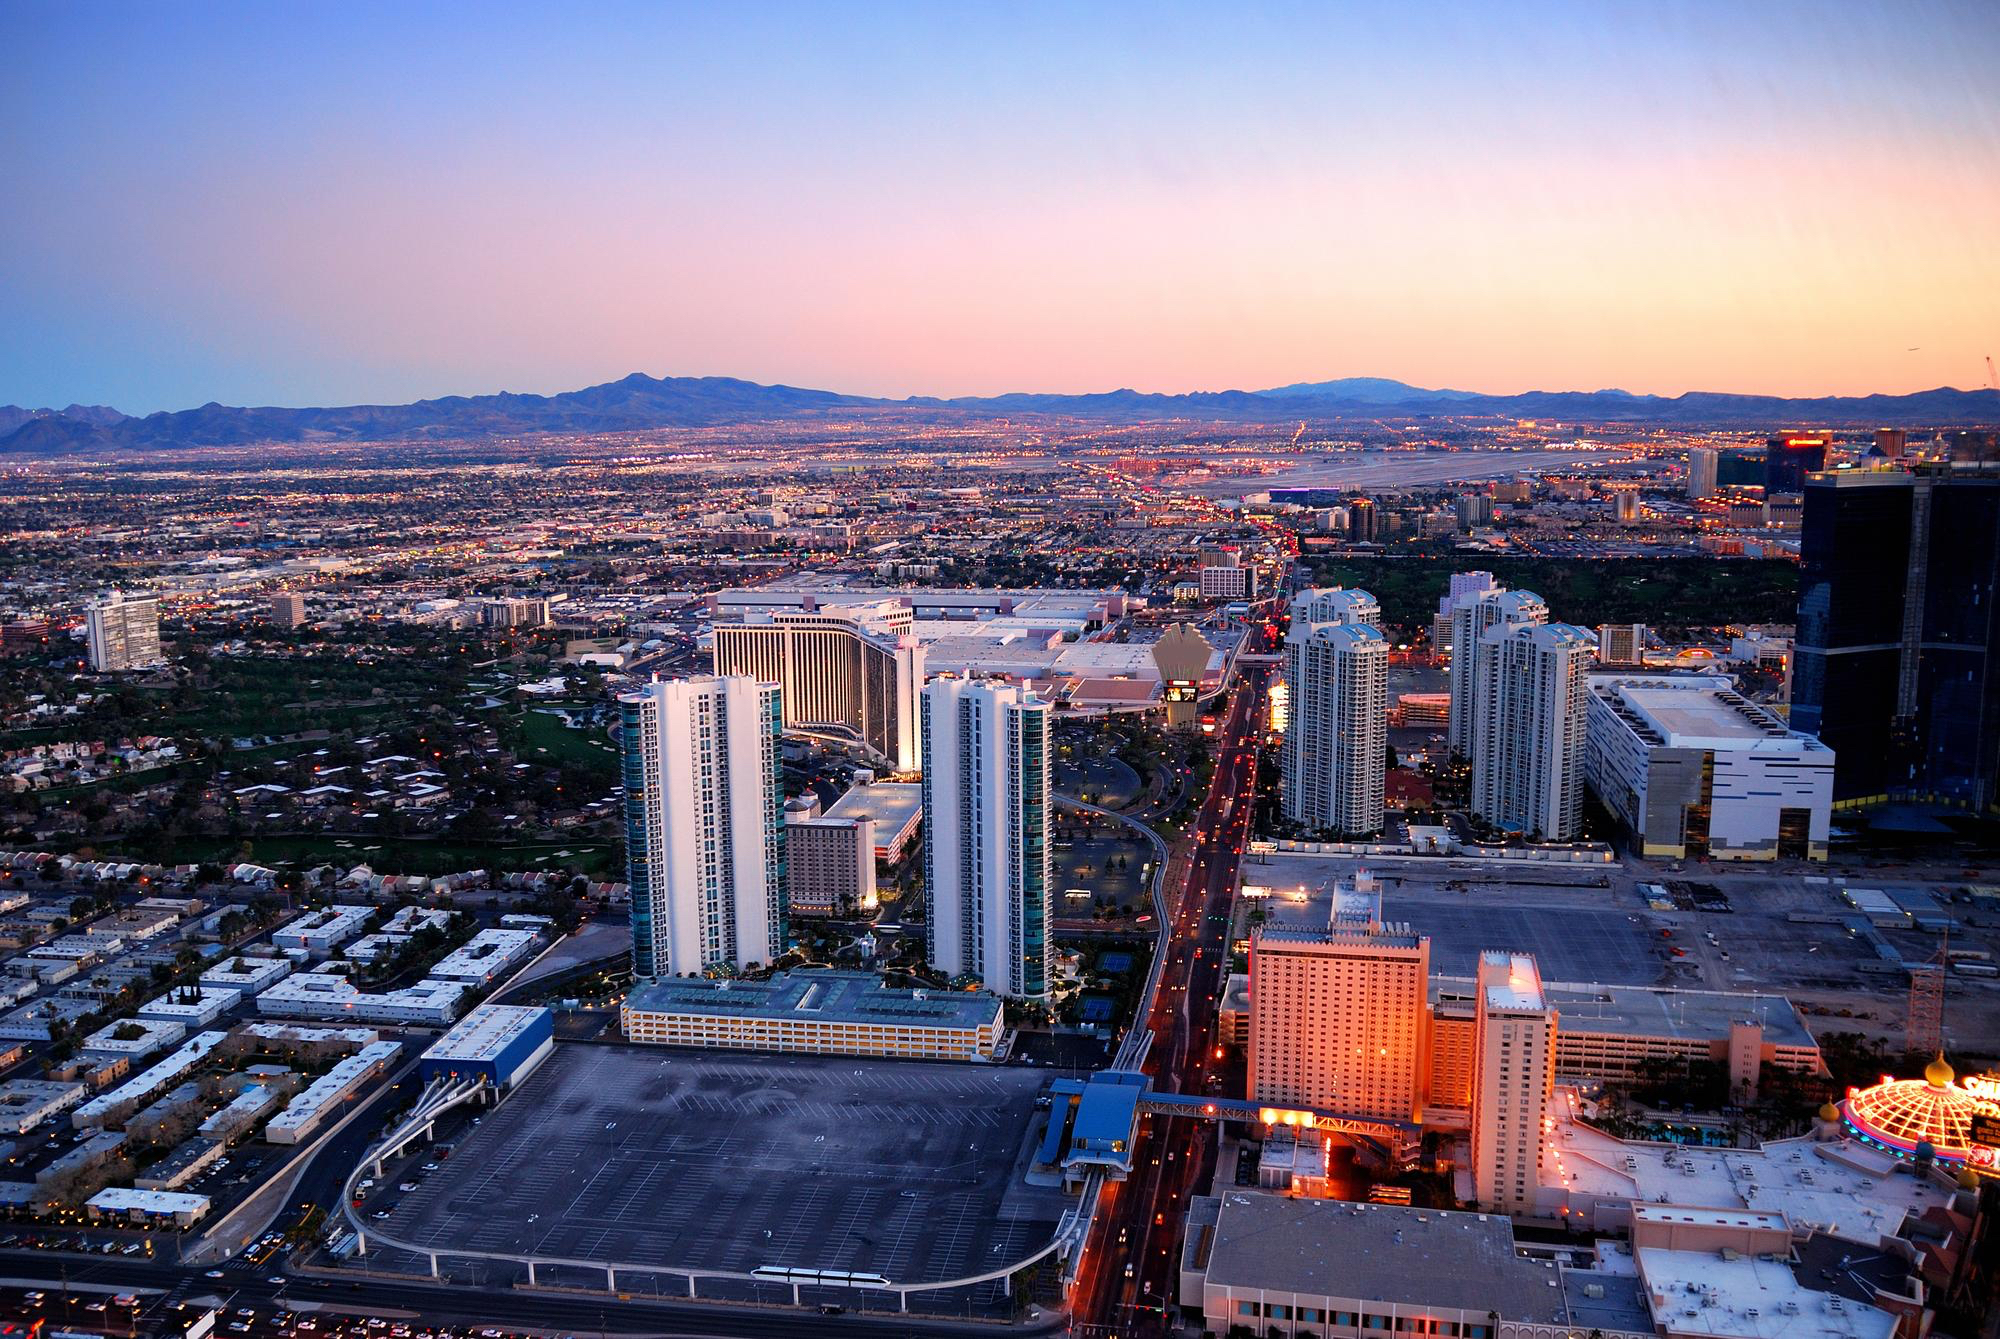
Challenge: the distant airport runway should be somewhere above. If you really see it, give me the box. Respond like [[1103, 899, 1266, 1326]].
[[1193, 447, 1604, 496]]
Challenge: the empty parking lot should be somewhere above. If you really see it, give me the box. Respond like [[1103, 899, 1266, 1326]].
[[372, 1044, 1068, 1291]]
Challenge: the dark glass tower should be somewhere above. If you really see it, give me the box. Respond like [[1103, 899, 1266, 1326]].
[[1766, 435, 1830, 495], [1795, 466, 2000, 811]]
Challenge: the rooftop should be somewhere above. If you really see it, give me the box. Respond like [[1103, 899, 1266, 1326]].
[[1191, 1193, 1573, 1322], [1635, 1246, 1897, 1339], [624, 969, 1002, 1031], [424, 1003, 551, 1065], [1431, 976, 1819, 1051], [1548, 1091, 1956, 1241], [1480, 950, 1548, 1013], [823, 781, 923, 833]]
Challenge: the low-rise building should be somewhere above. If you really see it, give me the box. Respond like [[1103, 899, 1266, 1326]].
[[426, 929, 538, 984], [270, 905, 374, 955], [200, 955, 292, 993], [72, 1031, 231, 1129], [621, 970, 1004, 1061], [224, 1021, 377, 1062], [80, 1016, 187, 1062], [134, 1135, 227, 1190], [138, 985, 242, 1028], [265, 1040, 402, 1144], [85, 1186, 210, 1228], [418, 1005, 554, 1093], [1584, 674, 1832, 860], [823, 781, 924, 863], [256, 971, 466, 1026], [1426, 978, 1821, 1107], [197, 1083, 281, 1143], [0, 1078, 86, 1134]]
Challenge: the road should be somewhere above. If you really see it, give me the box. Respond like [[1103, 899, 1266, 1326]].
[[1069, 649, 1269, 1336], [0, 1253, 1063, 1338]]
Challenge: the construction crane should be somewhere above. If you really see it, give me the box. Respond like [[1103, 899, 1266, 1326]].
[[1986, 355, 1998, 392]]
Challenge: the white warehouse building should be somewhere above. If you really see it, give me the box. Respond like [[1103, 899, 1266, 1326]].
[[1584, 673, 1833, 861]]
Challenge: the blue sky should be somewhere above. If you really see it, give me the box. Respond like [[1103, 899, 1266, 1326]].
[[4, 1, 1997, 412]]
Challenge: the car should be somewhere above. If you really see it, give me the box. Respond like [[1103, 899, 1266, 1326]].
[[372, 1211, 392, 1221], [399, 1182, 419, 1192], [269, 1275, 287, 1284], [229, 1325, 251, 1334], [421, 1162, 440, 1172], [205, 1269, 226, 1278], [85, 1302, 107, 1313], [237, 1308, 258, 1318], [120, 1242, 142, 1255], [23, 1290, 43, 1302]]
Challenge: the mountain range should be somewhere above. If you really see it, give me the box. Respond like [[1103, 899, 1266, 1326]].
[[2, 374, 1995, 454]]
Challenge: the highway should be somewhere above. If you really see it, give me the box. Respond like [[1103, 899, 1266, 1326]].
[[1069, 645, 1270, 1336]]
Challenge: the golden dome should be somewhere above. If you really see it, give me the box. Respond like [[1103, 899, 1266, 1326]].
[[1925, 1054, 1955, 1087], [1817, 1102, 1841, 1123]]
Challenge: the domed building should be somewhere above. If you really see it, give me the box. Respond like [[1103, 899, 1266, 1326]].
[[1840, 1055, 2000, 1167]]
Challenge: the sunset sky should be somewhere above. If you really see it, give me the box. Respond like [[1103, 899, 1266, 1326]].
[[4, 1, 1998, 413]]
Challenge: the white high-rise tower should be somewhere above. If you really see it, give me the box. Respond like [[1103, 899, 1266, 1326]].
[[921, 678, 1051, 999], [1471, 622, 1594, 840], [1471, 950, 1555, 1215], [85, 592, 162, 672], [620, 675, 786, 978], [1283, 587, 1387, 836], [1448, 587, 1548, 762]]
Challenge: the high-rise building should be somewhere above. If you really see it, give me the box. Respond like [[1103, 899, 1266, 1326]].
[[1765, 434, 1830, 495], [1455, 493, 1494, 528], [1471, 622, 1594, 840], [1247, 872, 1429, 1121], [1685, 447, 1719, 499], [1795, 465, 2000, 810], [1873, 428, 1908, 458], [783, 801, 877, 917], [270, 592, 307, 629], [481, 596, 550, 628], [1348, 497, 1378, 543], [1470, 951, 1555, 1215], [713, 603, 924, 774], [620, 675, 786, 978], [1281, 590, 1388, 836], [1429, 570, 1498, 662], [1199, 563, 1253, 601], [84, 592, 162, 672], [1594, 623, 1645, 667], [1447, 586, 1546, 761], [920, 678, 1051, 998], [1289, 586, 1380, 629], [1613, 491, 1641, 523]]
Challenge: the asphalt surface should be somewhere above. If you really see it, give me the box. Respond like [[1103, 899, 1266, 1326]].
[[1070, 650, 1270, 1335], [359, 1045, 1065, 1307]]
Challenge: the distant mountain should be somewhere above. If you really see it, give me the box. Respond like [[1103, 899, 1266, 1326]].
[[0, 403, 129, 438], [1250, 377, 1478, 403], [1, 373, 1994, 454]]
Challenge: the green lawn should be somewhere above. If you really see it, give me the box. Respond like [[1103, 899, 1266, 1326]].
[[508, 706, 621, 783], [1307, 555, 1797, 637]]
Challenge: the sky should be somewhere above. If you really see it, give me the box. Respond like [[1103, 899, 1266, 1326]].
[[4, 1, 1999, 414]]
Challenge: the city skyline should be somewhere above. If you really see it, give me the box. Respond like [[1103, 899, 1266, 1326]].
[[6, 2, 1999, 412]]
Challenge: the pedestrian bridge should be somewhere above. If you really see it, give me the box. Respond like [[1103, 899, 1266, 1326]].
[[1036, 1069, 1421, 1183]]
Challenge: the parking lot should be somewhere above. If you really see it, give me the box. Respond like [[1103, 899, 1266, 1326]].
[[358, 1044, 1068, 1309], [1381, 890, 1663, 983]]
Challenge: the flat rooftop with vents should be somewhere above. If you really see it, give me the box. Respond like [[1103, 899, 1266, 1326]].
[[622, 969, 1004, 1061]]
